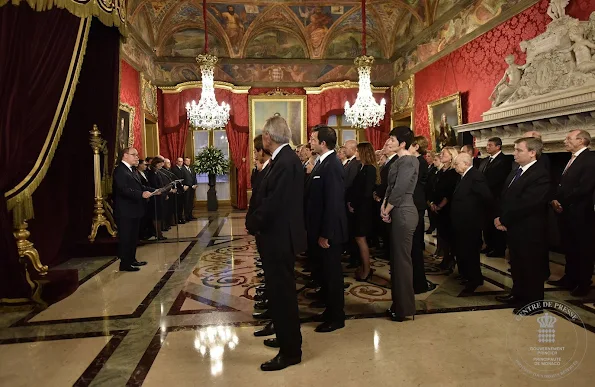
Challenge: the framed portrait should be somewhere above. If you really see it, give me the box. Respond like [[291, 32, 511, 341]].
[[116, 103, 135, 160], [427, 92, 462, 152], [248, 94, 307, 170]]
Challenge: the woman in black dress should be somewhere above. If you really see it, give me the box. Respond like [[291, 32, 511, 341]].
[[346, 142, 380, 281], [429, 147, 460, 272]]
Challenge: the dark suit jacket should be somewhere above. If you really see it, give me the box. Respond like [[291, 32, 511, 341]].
[[479, 152, 513, 198], [343, 157, 361, 191], [346, 164, 376, 212], [247, 162, 270, 218], [451, 167, 493, 231], [554, 149, 595, 220], [182, 165, 196, 186], [499, 163, 550, 241], [375, 154, 397, 198], [305, 151, 348, 244], [245, 145, 306, 255], [113, 163, 152, 219], [413, 155, 428, 211]]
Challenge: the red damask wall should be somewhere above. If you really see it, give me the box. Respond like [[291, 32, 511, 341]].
[[120, 60, 143, 156], [414, 0, 595, 143]]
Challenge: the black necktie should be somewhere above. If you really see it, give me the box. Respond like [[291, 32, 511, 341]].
[[344, 159, 350, 168], [508, 167, 523, 187]]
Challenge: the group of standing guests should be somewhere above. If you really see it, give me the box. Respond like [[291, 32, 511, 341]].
[[112, 150, 198, 272], [136, 156, 198, 240], [245, 118, 425, 372]]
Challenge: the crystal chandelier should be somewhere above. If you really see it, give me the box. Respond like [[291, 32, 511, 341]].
[[344, 0, 386, 129], [185, 0, 230, 130]]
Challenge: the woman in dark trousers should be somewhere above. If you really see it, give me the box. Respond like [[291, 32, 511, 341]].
[[429, 147, 460, 273], [381, 127, 419, 322], [346, 142, 380, 281], [147, 158, 168, 240], [409, 136, 436, 294]]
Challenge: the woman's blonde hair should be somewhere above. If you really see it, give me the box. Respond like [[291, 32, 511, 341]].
[[441, 146, 459, 170]]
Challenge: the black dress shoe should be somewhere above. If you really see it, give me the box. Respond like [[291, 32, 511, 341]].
[[264, 338, 280, 348], [459, 279, 470, 285], [255, 300, 269, 310], [131, 261, 147, 267], [119, 265, 140, 272], [480, 247, 491, 254], [345, 263, 359, 269], [260, 353, 301, 371], [311, 313, 327, 322], [309, 300, 326, 308], [178, 220, 186, 224], [461, 282, 482, 294], [388, 311, 413, 322], [415, 280, 437, 294], [486, 250, 505, 258], [495, 294, 519, 304], [254, 323, 275, 337], [570, 285, 591, 297], [305, 289, 322, 300], [547, 278, 571, 288], [315, 321, 345, 333], [253, 310, 271, 319], [455, 275, 465, 281], [253, 293, 265, 302], [157, 236, 167, 240]]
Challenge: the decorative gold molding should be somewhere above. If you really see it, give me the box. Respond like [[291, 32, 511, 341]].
[[13, 221, 47, 276], [117, 102, 135, 148], [160, 81, 251, 94], [265, 88, 296, 96], [89, 125, 117, 243], [0, 0, 127, 34], [5, 17, 91, 227], [305, 80, 389, 95], [141, 74, 158, 118], [391, 75, 414, 116]]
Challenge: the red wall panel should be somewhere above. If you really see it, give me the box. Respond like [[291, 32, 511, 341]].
[[120, 60, 143, 156]]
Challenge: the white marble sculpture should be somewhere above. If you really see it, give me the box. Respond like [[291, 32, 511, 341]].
[[488, 1, 595, 107], [489, 55, 522, 107]]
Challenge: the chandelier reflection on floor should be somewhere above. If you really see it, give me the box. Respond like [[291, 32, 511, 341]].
[[344, 0, 386, 129], [184, 0, 230, 130], [194, 325, 239, 376]]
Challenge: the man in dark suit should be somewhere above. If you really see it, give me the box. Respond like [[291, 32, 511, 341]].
[[374, 140, 398, 259], [549, 130, 595, 297], [247, 135, 273, 327], [171, 157, 188, 224], [478, 137, 513, 257], [112, 148, 153, 271], [161, 158, 181, 228], [183, 157, 197, 221], [494, 137, 550, 313], [245, 116, 306, 371], [306, 125, 348, 333], [511, 131, 551, 172], [452, 153, 493, 293]]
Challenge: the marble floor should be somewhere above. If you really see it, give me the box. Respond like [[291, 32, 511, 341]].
[[0, 210, 594, 386]]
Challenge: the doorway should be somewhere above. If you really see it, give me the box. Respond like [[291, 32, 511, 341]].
[[144, 115, 159, 157]]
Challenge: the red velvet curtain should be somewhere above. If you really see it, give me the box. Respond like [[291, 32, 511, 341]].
[[28, 19, 120, 266], [159, 91, 189, 160], [0, 5, 81, 298]]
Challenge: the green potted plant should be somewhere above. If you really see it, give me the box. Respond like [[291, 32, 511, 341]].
[[193, 146, 229, 211]]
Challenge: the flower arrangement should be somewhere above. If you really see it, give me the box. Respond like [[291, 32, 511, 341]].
[[193, 147, 229, 176]]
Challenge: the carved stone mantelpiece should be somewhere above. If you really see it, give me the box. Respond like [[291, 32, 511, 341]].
[[455, 2, 595, 153]]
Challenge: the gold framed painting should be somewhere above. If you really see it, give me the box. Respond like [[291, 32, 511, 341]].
[[116, 103, 135, 160], [427, 92, 462, 152], [248, 94, 307, 170]]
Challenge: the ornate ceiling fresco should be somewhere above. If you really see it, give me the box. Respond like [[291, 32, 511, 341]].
[[121, 0, 537, 86]]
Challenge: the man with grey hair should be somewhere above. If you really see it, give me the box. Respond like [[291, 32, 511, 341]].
[[451, 153, 493, 293], [245, 115, 306, 371], [549, 129, 595, 297], [495, 137, 550, 313]]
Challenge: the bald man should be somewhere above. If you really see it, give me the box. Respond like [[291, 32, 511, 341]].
[[451, 153, 493, 292]]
